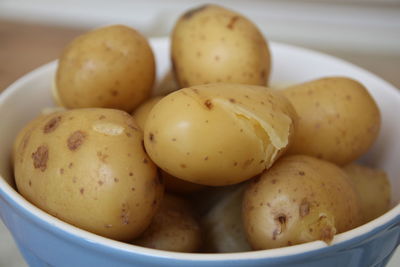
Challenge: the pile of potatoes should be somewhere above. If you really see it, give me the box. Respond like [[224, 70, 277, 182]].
[[13, 4, 390, 253]]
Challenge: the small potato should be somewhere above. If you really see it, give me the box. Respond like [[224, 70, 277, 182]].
[[171, 4, 271, 87], [202, 184, 251, 253], [132, 96, 205, 193], [243, 155, 363, 250], [14, 108, 163, 241], [55, 25, 155, 112], [343, 163, 391, 223], [144, 83, 297, 186], [282, 77, 381, 165], [133, 194, 202, 252], [132, 96, 164, 130]]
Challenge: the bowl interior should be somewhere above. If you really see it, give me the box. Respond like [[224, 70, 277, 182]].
[[0, 37, 399, 260]]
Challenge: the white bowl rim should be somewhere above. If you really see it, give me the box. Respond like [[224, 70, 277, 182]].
[[0, 39, 399, 262]]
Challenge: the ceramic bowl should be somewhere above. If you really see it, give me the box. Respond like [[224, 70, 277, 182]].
[[0, 38, 399, 267]]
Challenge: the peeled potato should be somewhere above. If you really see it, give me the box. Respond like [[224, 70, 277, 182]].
[[171, 4, 271, 87], [202, 184, 251, 252], [282, 77, 381, 165], [243, 155, 363, 250], [343, 163, 391, 223], [144, 83, 297, 186], [55, 25, 155, 112], [133, 194, 202, 252]]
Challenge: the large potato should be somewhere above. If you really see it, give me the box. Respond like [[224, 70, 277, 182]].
[[343, 163, 391, 223], [282, 77, 381, 165], [133, 194, 202, 252], [144, 83, 297, 186], [55, 25, 155, 112], [171, 4, 270, 87], [243, 155, 363, 250], [14, 108, 163, 241]]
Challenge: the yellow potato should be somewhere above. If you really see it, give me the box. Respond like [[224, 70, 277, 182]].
[[144, 83, 297, 186], [171, 4, 271, 87], [282, 77, 381, 165], [132, 96, 205, 193], [202, 184, 251, 252], [55, 25, 155, 112], [243, 155, 363, 250], [132, 96, 164, 130], [343, 163, 391, 223], [133, 194, 202, 252], [14, 108, 163, 241]]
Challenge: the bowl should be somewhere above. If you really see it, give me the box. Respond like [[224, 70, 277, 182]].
[[0, 37, 399, 267]]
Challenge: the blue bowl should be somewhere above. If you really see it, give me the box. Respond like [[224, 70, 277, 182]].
[[1, 38, 399, 267]]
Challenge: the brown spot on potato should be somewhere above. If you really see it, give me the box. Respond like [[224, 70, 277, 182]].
[[180, 163, 187, 168], [29, 180, 32, 187], [299, 199, 310, 217], [43, 116, 62, 133], [214, 55, 220, 61], [298, 171, 305, 176], [110, 90, 118, 96], [243, 158, 254, 168], [99, 115, 106, 120], [143, 158, 148, 164], [227, 15, 240, 29], [204, 156, 209, 161], [68, 162, 73, 168], [129, 172, 133, 176], [204, 99, 213, 109], [271, 179, 277, 184], [114, 178, 119, 183], [67, 131, 86, 151], [172, 138, 177, 142], [98, 180, 104, 186], [59, 168, 64, 175], [80, 188, 84, 195], [320, 226, 335, 243], [32, 145, 48, 171], [233, 161, 238, 166], [229, 98, 236, 103], [182, 4, 208, 19], [149, 133, 155, 142]]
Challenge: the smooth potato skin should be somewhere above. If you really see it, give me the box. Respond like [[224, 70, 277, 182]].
[[243, 155, 363, 250], [144, 83, 297, 186], [56, 25, 155, 112], [133, 194, 202, 252], [343, 163, 391, 223], [14, 108, 163, 241], [171, 4, 270, 87], [283, 77, 381, 165], [132, 96, 206, 193]]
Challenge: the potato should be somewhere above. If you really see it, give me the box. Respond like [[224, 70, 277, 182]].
[[133, 194, 202, 252], [14, 108, 163, 241], [144, 83, 297, 186], [155, 70, 180, 96], [282, 77, 381, 165], [132, 96, 205, 193], [55, 25, 155, 112], [243, 155, 363, 250], [132, 96, 164, 130], [343, 163, 391, 223], [171, 4, 270, 87], [202, 184, 251, 252]]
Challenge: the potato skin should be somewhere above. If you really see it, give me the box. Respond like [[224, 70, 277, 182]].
[[282, 77, 381, 165], [171, 4, 270, 87], [243, 155, 363, 250], [343, 163, 391, 223], [132, 96, 164, 130], [55, 25, 155, 112], [144, 83, 297, 186], [133, 194, 202, 252], [14, 108, 163, 241]]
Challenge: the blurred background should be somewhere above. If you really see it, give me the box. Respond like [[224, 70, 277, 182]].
[[0, 0, 399, 266]]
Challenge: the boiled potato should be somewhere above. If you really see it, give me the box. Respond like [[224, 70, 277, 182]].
[[282, 77, 381, 165], [243, 155, 363, 250], [133, 194, 202, 252], [343, 163, 391, 223], [55, 25, 155, 112], [14, 108, 163, 241], [171, 4, 270, 87], [202, 184, 251, 252], [132, 96, 164, 130], [132, 96, 206, 193], [144, 83, 297, 186]]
